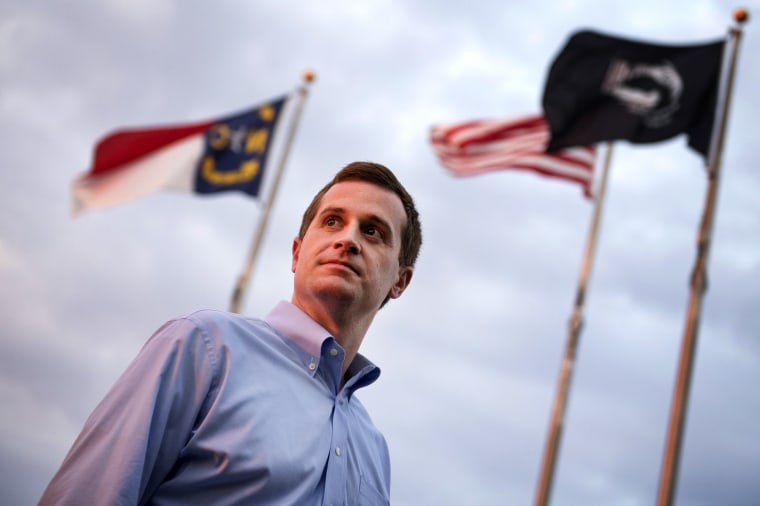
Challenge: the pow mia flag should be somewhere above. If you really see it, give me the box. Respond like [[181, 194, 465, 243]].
[[542, 30, 724, 158]]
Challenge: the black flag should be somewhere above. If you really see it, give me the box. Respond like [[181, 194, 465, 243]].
[[542, 30, 724, 158]]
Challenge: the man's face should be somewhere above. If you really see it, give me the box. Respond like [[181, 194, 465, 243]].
[[291, 180, 413, 315]]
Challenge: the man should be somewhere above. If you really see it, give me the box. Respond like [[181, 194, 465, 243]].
[[39, 161, 422, 505]]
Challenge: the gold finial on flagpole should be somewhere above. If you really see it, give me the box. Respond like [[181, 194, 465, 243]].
[[734, 8, 749, 24], [303, 69, 316, 83]]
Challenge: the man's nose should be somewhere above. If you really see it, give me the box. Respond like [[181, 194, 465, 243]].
[[334, 225, 361, 254]]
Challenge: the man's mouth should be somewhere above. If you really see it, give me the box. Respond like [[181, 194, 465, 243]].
[[322, 260, 359, 275]]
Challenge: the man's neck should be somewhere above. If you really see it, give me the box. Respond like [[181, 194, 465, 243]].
[[291, 297, 375, 379]]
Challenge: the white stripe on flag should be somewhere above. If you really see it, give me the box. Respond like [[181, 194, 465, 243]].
[[430, 114, 596, 197], [71, 134, 204, 216]]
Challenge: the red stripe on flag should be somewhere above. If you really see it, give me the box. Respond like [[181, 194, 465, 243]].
[[430, 114, 597, 198], [90, 121, 214, 176]]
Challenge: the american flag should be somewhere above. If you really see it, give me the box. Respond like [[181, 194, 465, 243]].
[[430, 114, 597, 198]]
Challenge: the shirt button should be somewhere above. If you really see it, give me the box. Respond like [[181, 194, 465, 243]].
[[308, 362, 316, 371], [335, 447, 341, 456], [329, 348, 338, 357]]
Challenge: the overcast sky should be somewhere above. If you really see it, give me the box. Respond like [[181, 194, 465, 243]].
[[2, 1, 759, 505]]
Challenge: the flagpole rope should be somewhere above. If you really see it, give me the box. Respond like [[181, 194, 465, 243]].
[[229, 71, 315, 313], [533, 142, 614, 506], [656, 9, 748, 506]]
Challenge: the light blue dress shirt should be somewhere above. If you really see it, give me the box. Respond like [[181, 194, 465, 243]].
[[39, 301, 390, 505]]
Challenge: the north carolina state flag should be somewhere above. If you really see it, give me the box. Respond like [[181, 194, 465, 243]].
[[71, 96, 287, 216]]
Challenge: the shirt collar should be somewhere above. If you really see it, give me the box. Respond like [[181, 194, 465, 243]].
[[265, 301, 381, 389], [265, 300, 330, 357]]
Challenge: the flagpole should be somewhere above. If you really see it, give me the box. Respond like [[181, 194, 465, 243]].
[[534, 142, 614, 506], [229, 71, 315, 314], [656, 10, 747, 506]]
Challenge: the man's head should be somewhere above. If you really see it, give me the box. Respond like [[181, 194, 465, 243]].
[[292, 161, 422, 314], [298, 161, 422, 270]]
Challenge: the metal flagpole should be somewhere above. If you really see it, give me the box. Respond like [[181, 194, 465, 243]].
[[656, 9, 748, 506], [534, 142, 614, 506], [229, 71, 315, 314]]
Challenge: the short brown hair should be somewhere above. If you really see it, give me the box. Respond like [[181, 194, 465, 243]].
[[298, 161, 422, 268]]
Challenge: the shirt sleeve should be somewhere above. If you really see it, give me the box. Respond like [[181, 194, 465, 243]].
[[38, 316, 220, 506]]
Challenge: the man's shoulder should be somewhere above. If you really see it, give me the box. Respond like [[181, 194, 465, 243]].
[[181, 309, 252, 324], [171, 309, 268, 336], [148, 310, 285, 360]]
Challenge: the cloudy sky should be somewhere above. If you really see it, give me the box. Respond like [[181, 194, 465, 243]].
[[2, 1, 759, 505]]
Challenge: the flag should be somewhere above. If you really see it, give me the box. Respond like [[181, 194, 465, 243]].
[[542, 30, 724, 158], [71, 95, 288, 216], [431, 114, 597, 198]]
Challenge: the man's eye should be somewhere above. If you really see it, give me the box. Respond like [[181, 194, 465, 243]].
[[365, 225, 384, 239], [325, 217, 338, 227]]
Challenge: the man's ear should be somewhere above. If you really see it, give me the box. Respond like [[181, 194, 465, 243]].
[[291, 237, 302, 273], [388, 266, 413, 300]]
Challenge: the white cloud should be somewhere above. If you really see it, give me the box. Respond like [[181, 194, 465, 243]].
[[101, 0, 178, 29]]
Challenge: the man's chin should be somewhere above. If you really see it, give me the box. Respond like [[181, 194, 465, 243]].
[[312, 280, 358, 302]]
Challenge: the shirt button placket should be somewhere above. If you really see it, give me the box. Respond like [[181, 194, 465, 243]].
[[331, 392, 348, 504]]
